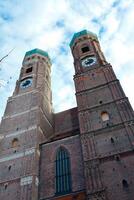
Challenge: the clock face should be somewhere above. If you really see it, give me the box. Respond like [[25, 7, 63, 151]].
[[20, 78, 32, 89], [81, 56, 97, 67]]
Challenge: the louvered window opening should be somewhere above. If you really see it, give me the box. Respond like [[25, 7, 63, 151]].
[[55, 148, 71, 195]]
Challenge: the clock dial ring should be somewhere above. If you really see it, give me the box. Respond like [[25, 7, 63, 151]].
[[20, 78, 33, 89], [81, 56, 97, 67]]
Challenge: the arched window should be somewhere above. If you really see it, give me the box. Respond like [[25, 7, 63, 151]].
[[55, 147, 71, 195], [101, 111, 109, 122], [26, 67, 33, 73], [81, 46, 90, 53], [122, 179, 129, 188], [12, 138, 19, 148]]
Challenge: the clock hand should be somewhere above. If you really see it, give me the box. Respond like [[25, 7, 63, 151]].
[[85, 60, 90, 64]]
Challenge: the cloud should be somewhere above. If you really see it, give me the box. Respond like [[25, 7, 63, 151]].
[[0, 0, 134, 121], [121, 74, 134, 108]]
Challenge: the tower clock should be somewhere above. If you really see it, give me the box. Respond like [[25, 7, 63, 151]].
[[70, 30, 134, 200], [0, 48, 54, 200]]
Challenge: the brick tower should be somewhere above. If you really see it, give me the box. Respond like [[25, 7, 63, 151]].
[[0, 49, 53, 199], [70, 30, 134, 200], [0, 30, 134, 200]]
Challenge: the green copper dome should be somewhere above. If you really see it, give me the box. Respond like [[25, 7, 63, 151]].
[[25, 48, 50, 59], [70, 30, 98, 47]]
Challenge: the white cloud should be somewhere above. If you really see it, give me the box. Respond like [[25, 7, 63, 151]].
[[121, 74, 134, 108], [0, 0, 134, 121]]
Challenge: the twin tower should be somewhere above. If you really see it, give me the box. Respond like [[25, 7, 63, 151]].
[[0, 30, 134, 200]]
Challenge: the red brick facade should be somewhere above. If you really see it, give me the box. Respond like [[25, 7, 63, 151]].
[[39, 135, 85, 199], [0, 31, 134, 200]]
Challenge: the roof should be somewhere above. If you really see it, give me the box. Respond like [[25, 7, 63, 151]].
[[54, 107, 79, 135], [69, 29, 98, 47], [25, 48, 50, 59]]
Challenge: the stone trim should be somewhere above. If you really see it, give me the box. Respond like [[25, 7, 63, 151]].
[[35, 177, 39, 186], [0, 135, 4, 140], [20, 176, 33, 186], [12, 89, 37, 99], [0, 147, 35, 163], [3, 106, 39, 119], [2, 125, 37, 138], [43, 134, 79, 146]]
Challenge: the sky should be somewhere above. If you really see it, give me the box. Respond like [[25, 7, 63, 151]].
[[0, 0, 134, 121]]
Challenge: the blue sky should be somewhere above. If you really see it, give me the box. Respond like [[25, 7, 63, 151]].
[[0, 0, 134, 120]]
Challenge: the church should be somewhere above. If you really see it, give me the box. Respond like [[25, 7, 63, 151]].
[[0, 30, 134, 200]]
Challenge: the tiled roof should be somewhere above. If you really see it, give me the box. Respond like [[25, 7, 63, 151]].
[[25, 48, 49, 58], [70, 29, 98, 47]]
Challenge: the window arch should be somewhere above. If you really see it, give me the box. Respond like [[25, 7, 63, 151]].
[[12, 138, 19, 148], [81, 46, 90, 53], [101, 111, 109, 122], [122, 179, 129, 188], [81, 43, 90, 53], [55, 147, 71, 195]]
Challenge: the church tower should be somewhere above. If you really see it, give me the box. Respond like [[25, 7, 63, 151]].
[[0, 30, 134, 200], [70, 30, 134, 200], [0, 49, 53, 199]]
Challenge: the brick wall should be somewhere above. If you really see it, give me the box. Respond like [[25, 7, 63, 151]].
[[100, 153, 134, 200], [39, 135, 85, 199]]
